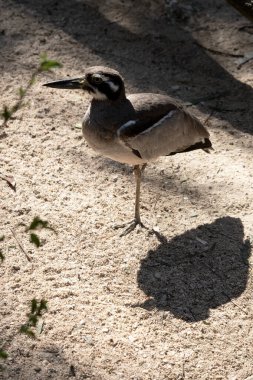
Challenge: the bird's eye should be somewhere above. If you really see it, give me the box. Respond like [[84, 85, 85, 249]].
[[92, 76, 102, 84]]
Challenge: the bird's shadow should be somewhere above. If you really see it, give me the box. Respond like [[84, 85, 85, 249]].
[[136, 216, 251, 322]]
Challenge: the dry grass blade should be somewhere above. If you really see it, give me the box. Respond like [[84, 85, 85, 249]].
[[237, 51, 253, 69], [0, 174, 16, 191], [9, 227, 31, 262]]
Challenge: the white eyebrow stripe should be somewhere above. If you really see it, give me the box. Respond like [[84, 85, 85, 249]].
[[92, 74, 119, 92], [107, 81, 119, 92], [94, 74, 110, 81]]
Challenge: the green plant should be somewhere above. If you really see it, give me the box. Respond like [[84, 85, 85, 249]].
[[0, 350, 8, 359], [1, 56, 59, 371], [20, 299, 48, 338], [1, 54, 62, 126], [20, 216, 57, 248], [0, 349, 8, 372], [0, 235, 5, 262]]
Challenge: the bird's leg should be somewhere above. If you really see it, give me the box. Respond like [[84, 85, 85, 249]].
[[118, 164, 147, 237], [134, 164, 143, 224]]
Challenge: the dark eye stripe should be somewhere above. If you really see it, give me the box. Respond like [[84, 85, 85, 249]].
[[86, 72, 124, 100], [92, 75, 103, 84]]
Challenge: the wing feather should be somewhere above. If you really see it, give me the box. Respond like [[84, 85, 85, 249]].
[[118, 108, 211, 161]]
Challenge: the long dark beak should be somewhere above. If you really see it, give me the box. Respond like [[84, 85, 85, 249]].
[[43, 77, 85, 89]]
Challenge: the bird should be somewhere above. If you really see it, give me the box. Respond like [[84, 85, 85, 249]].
[[43, 66, 212, 236]]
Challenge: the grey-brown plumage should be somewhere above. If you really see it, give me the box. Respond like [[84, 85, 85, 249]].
[[44, 66, 212, 235]]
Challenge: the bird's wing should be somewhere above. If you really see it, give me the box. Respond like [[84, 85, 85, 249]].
[[117, 107, 211, 161]]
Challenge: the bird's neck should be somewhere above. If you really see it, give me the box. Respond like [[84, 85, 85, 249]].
[[91, 94, 127, 106]]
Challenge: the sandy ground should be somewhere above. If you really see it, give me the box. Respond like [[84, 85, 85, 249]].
[[1, 0, 253, 379]]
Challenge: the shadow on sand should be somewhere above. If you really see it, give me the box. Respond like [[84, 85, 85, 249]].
[[136, 216, 251, 321]]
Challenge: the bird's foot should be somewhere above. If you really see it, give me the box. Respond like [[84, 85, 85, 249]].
[[114, 218, 145, 237]]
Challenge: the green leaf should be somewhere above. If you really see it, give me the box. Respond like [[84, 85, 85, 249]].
[[29, 216, 47, 230], [0, 249, 4, 262], [0, 350, 8, 359], [38, 299, 48, 314], [20, 324, 28, 333], [21, 299, 48, 339], [27, 216, 57, 234], [1, 105, 12, 122], [39, 54, 62, 72], [40, 60, 62, 71], [31, 299, 38, 314], [29, 76, 36, 86], [20, 325, 35, 338], [19, 87, 26, 98], [28, 216, 48, 231], [30, 233, 41, 247], [29, 314, 38, 327]]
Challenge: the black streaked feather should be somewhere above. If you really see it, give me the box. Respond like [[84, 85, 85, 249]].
[[132, 148, 142, 158], [168, 138, 213, 156], [119, 105, 178, 139]]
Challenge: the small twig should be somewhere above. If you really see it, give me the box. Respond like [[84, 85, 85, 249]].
[[195, 41, 244, 58], [0, 173, 16, 191], [205, 226, 244, 244], [152, 193, 162, 214], [202, 261, 248, 315], [237, 51, 253, 69], [205, 105, 245, 113], [238, 24, 253, 33], [182, 354, 186, 379], [9, 227, 31, 262], [203, 110, 214, 126], [223, 296, 248, 315], [185, 90, 230, 107]]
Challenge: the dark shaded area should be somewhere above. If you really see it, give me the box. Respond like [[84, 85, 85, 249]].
[[7, 0, 253, 135], [1, 343, 102, 380], [226, 0, 253, 21], [136, 216, 251, 321]]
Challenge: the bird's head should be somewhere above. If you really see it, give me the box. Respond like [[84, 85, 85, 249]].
[[43, 66, 125, 101]]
